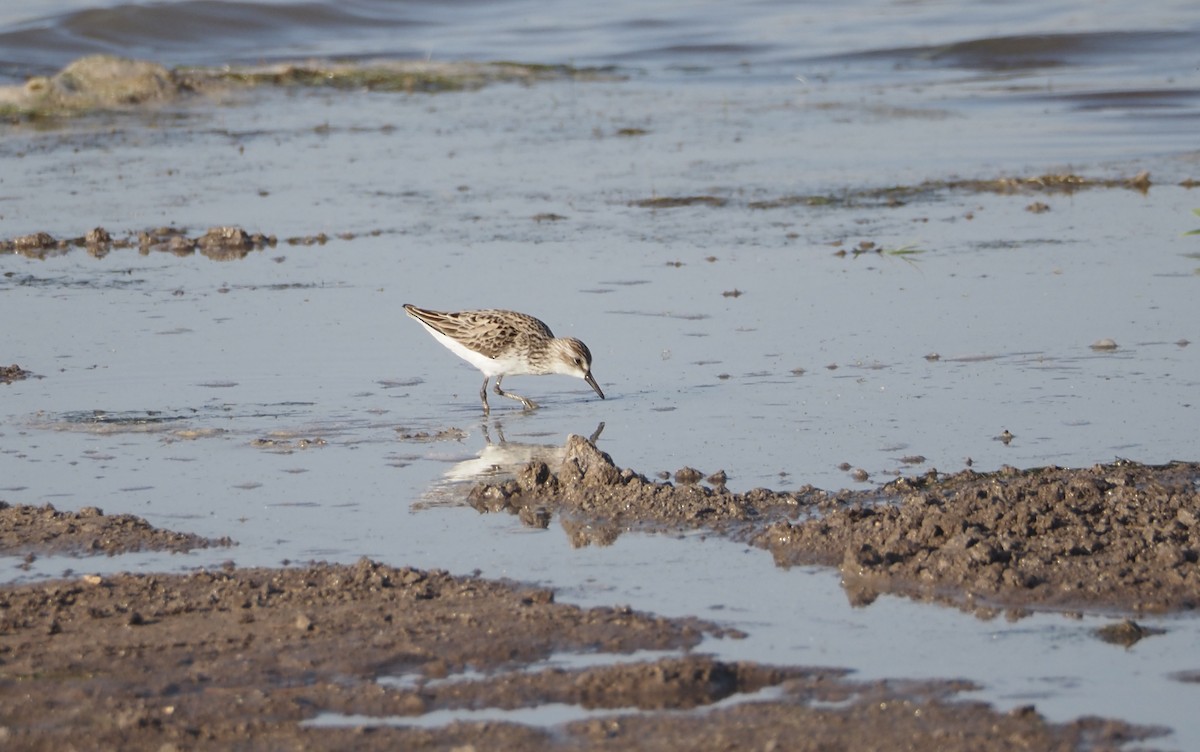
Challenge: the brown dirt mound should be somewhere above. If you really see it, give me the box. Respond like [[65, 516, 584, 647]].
[[762, 461, 1200, 615], [0, 502, 234, 557]]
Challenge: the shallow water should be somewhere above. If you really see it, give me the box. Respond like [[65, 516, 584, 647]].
[[3, 0, 1200, 748]]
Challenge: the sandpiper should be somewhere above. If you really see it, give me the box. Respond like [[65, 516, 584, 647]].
[[404, 304, 605, 414]]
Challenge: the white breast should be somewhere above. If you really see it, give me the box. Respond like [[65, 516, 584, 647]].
[[419, 324, 505, 376]]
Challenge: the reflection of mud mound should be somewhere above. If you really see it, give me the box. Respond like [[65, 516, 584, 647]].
[[472, 437, 1200, 615], [469, 434, 811, 546], [418, 423, 603, 515], [558, 516, 622, 547], [434, 438, 567, 522]]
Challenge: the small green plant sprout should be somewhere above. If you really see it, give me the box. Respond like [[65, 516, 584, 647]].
[[1186, 208, 1200, 236], [882, 244, 927, 257]]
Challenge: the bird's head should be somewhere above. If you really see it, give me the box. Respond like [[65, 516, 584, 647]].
[[551, 338, 605, 400]]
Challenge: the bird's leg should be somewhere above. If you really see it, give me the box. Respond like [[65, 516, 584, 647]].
[[480, 377, 491, 415], [493, 375, 538, 410]]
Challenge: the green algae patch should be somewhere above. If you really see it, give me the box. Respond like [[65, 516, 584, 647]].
[[660, 172, 1171, 213], [631, 196, 729, 209], [643, 173, 1166, 215], [747, 194, 846, 209], [0, 55, 622, 120], [750, 172, 1161, 210], [868, 171, 1155, 200], [194, 59, 621, 93]]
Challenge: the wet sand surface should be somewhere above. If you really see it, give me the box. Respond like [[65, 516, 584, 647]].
[[0, 501, 1163, 750]]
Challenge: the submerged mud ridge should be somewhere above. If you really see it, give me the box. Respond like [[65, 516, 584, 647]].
[[0, 502, 233, 557], [1, 225, 276, 260], [0, 225, 389, 260], [0, 553, 1160, 751], [471, 436, 1200, 615], [636, 171, 1179, 212]]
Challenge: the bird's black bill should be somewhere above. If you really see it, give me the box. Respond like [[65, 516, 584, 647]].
[[585, 372, 605, 400]]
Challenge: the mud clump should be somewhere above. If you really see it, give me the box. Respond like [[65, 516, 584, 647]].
[[0, 364, 32, 384], [84, 226, 113, 257], [468, 435, 818, 535], [2, 225, 276, 260], [139, 225, 275, 259], [196, 226, 269, 260], [0, 502, 234, 557], [760, 461, 1200, 614], [1093, 619, 1167, 648], [3, 232, 62, 256]]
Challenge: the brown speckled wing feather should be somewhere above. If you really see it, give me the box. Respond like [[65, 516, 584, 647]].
[[404, 305, 554, 359]]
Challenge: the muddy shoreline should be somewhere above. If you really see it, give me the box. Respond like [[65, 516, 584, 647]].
[[473, 436, 1200, 618], [0, 554, 1159, 751], [4, 438, 1195, 749]]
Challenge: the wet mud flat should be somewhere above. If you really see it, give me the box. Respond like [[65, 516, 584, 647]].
[[0, 504, 1162, 750], [2, 49, 1197, 749]]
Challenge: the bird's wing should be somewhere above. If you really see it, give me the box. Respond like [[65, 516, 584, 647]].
[[404, 306, 554, 359]]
